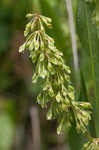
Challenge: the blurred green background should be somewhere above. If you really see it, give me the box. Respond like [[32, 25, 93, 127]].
[[0, 0, 98, 150]]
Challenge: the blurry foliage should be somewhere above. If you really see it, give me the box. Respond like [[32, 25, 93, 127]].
[[0, 1, 13, 52], [0, 98, 16, 150], [0, 112, 14, 150]]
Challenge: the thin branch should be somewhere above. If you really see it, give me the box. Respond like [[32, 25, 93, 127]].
[[65, 0, 79, 72]]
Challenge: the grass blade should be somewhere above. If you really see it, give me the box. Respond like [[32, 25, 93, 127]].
[[76, 0, 99, 136]]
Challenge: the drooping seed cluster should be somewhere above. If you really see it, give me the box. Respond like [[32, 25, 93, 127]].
[[19, 13, 92, 135], [82, 138, 99, 150]]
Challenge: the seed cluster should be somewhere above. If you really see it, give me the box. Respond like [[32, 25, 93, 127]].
[[19, 13, 92, 135], [82, 138, 99, 150]]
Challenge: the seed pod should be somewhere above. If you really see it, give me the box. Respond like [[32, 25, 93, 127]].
[[29, 41, 34, 51], [47, 109, 53, 120], [19, 43, 26, 53], [40, 15, 52, 27], [26, 13, 34, 18], [24, 22, 31, 37], [56, 92, 61, 103], [57, 119, 64, 135], [39, 53, 45, 62], [32, 73, 38, 83]]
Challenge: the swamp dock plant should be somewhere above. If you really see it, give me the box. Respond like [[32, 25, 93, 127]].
[[19, 13, 99, 150]]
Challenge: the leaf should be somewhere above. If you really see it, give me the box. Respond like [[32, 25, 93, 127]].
[[76, 0, 99, 136], [68, 126, 86, 150]]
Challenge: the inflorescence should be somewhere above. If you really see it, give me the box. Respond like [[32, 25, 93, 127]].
[[19, 13, 99, 149]]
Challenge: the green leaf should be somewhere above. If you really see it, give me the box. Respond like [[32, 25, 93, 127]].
[[69, 126, 86, 150], [76, 0, 99, 136]]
